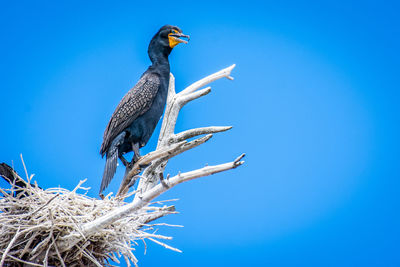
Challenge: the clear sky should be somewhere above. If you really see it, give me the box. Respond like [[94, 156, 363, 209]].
[[1, 1, 399, 266]]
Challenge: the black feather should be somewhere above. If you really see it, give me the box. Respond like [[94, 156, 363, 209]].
[[0, 162, 32, 198], [99, 131, 126, 193], [100, 148, 118, 194]]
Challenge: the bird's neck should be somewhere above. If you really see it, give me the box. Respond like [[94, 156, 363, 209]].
[[149, 47, 171, 70]]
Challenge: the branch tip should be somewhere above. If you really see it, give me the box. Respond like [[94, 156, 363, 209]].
[[234, 153, 246, 164]]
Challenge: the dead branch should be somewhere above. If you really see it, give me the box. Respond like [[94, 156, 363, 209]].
[[133, 64, 237, 199]]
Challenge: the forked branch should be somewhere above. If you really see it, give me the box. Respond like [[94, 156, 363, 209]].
[[133, 64, 237, 198]]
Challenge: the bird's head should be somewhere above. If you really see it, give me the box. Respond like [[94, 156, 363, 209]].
[[148, 25, 190, 60]]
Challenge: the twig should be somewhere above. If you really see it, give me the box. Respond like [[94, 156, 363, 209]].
[[52, 235, 66, 267], [20, 154, 29, 180], [148, 238, 182, 253], [30, 193, 59, 216], [0, 226, 21, 266], [4, 255, 44, 267], [82, 249, 103, 267]]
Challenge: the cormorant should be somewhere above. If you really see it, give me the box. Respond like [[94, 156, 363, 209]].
[[0, 162, 32, 198], [99, 25, 189, 194]]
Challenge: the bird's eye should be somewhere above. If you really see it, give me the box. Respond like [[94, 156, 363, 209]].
[[172, 29, 178, 34]]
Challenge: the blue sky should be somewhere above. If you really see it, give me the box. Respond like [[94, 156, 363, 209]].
[[1, 1, 399, 266]]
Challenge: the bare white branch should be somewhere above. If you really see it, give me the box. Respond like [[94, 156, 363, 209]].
[[172, 126, 232, 143], [178, 86, 211, 105], [135, 64, 237, 198], [178, 64, 236, 95], [157, 73, 178, 145]]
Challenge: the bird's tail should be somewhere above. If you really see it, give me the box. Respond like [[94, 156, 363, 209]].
[[99, 147, 118, 194]]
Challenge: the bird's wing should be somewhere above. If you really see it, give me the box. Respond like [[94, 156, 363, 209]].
[[100, 72, 161, 155]]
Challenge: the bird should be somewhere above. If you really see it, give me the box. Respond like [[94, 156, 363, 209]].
[[0, 162, 38, 198], [99, 25, 190, 194]]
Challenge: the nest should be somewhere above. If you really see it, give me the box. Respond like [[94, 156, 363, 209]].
[[0, 175, 180, 267]]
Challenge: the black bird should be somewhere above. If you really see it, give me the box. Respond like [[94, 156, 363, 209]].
[[0, 162, 32, 198], [99, 25, 189, 194]]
